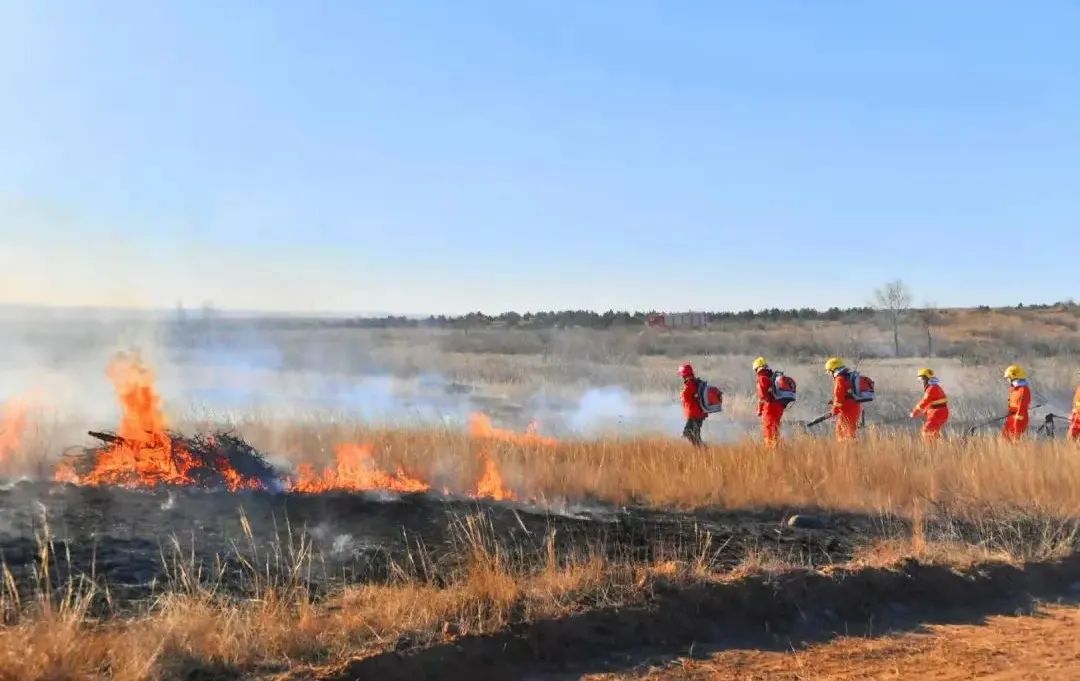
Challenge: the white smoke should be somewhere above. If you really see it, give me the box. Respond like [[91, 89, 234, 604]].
[[528, 386, 686, 438]]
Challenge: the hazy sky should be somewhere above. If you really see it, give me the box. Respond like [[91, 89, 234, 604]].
[[2, 2, 1077, 315]]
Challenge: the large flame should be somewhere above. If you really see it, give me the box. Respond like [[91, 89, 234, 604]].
[[290, 443, 430, 494], [108, 354, 168, 444], [468, 412, 556, 446], [0, 399, 29, 464], [56, 352, 262, 491]]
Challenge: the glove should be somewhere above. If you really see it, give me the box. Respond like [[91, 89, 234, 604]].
[[910, 410, 919, 419]]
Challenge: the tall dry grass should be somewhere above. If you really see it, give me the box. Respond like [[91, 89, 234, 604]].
[[228, 422, 1080, 518], [1, 428, 1079, 679]]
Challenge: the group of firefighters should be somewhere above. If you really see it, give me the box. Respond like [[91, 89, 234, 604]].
[[679, 359, 1080, 447]]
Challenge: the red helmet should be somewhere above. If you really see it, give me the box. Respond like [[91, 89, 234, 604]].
[[678, 363, 694, 378]]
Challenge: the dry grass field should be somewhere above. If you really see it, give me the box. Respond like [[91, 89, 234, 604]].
[[2, 428, 1079, 679], [0, 313, 1078, 680]]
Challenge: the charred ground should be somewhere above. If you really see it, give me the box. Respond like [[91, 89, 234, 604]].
[[0, 481, 889, 608]]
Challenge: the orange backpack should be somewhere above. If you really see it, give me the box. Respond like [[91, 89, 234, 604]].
[[772, 370, 797, 404], [849, 371, 875, 403], [695, 379, 724, 414]]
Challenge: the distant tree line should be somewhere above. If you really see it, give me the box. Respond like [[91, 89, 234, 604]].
[[167, 294, 1076, 337], [336, 306, 895, 330], [332, 297, 1077, 332]]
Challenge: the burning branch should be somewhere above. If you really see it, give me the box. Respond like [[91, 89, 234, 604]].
[[54, 352, 278, 491]]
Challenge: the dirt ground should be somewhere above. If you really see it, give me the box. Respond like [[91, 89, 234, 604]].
[[596, 604, 1080, 680]]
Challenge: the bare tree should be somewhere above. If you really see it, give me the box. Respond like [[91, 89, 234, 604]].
[[914, 301, 940, 358], [873, 280, 912, 357]]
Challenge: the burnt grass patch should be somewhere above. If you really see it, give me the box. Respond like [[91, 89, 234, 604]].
[[3, 481, 1075, 609], [1, 482, 894, 607]]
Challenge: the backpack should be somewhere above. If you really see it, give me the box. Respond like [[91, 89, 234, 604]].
[[848, 371, 875, 403], [772, 370, 797, 405], [695, 379, 724, 414]]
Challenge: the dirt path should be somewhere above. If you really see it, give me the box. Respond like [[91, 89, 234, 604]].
[[594, 604, 1080, 680]]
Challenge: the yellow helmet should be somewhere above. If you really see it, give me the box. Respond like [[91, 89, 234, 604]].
[[752, 356, 768, 371], [916, 368, 934, 379], [824, 357, 845, 373], [1003, 364, 1027, 380]]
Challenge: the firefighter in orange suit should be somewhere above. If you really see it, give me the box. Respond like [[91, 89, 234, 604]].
[[753, 357, 786, 447], [825, 357, 860, 441], [1002, 364, 1032, 441], [1069, 372, 1080, 441], [679, 363, 706, 447], [910, 368, 949, 440]]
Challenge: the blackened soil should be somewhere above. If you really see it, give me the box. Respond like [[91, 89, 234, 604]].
[[0, 481, 888, 607]]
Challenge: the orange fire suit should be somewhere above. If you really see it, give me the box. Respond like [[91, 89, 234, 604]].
[[1002, 381, 1032, 441], [756, 368, 786, 447], [911, 380, 949, 440], [681, 378, 707, 447], [1069, 386, 1080, 441], [832, 371, 861, 441]]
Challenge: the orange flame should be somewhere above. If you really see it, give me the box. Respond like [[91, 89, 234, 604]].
[[56, 352, 261, 491], [468, 413, 556, 446], [290, 443, 430, 494], [108, 353, 168, 444], [472, 451, 516, 501], [464, 412, 548, 502], [0, 400, 29, 464]]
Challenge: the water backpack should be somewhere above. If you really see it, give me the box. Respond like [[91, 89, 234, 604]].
[[772, 370, 797, 404], [695, 379, 724, 414], [848, 371, 876, 403]]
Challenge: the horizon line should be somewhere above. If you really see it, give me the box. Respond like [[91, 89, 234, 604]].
[[1, 299, 1076, 321]]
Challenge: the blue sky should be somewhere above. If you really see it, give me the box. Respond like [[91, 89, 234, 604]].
[[1, 1, 1077, 315]]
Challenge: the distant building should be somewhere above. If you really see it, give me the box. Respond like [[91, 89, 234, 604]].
[[645, 312, 707, 329]]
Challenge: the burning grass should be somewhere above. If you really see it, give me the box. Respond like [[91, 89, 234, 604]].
[[46, 351, 539, 501], [0, 401, 28, 461], [53, 352, 279, 492], [290, 442, 430, 494]]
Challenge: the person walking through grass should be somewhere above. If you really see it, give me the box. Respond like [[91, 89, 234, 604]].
[[825, 357, 862, 441], [910, 368, 949, 441], [753, 356, 795, 447], [1069, 370, 1079, 442], [678, 363, 707, 447], [1002, 364, 1032, 441]]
